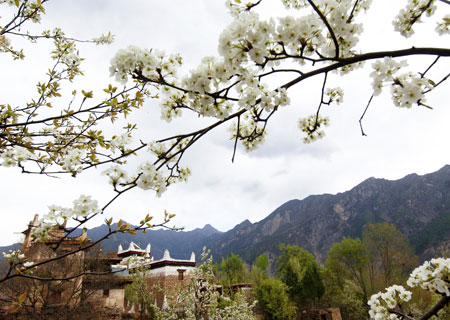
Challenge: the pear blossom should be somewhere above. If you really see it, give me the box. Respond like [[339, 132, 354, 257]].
[[393, 0, 437, 37], [368, 285, 412, 320], [72, 195, 99, 217], [407, 258, 450, 296], [102, 165, 129, 186], [110, 133, 132, 152], [61, 148, 85, 174], [436, 14, 450, 35], [92, 32, 115, 45], [0, 148, 17, 167], [2, 250, 26, 264], [136, 162, 167, 195]]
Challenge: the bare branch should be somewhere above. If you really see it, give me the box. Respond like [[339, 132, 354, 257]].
[[282, 48, 450, 90], [232, 115, 241, 163], [312, 72, 328, 130], [359, 94, 374, 136], [347, 0, 360, 23], [420, 56, 440, 78]]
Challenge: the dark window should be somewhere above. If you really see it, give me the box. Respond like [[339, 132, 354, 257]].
[[103, 289, 110, 297], [177, 269, 186, 280]]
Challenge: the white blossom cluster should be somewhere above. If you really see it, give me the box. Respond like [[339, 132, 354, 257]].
[[157, 248, 257, 320], [211, 292, 257, 320], [110, 1, 364, 122], [0, 146, 34, 167], [368, 258, 450, 319], [92, 32, 115, 45], [326, 87, 344, 104], [108, 1, 375, 148], [110, 133, 132, 152], [391, 75, 432, 108], [368, 285, 412, 320], [436, 14, 450, 35], [61, 50, 81, 69], [231, 121, 266, 151], [221, 0, 366, 64], [407, 258, 450, 296], [370, 57, 432, 108], [109, 46, 182, 85], [2, 249, 25, 263], [2, 250, 34, 270], [136, 162, 167, 196], [147, 140, 168, 158], [102, 165, 129, 186], [298, 114, 329, 143], [32, 195, 99, 241], [281, 0, 373, 12], [47, 28, 82, 69], [61, 148, 85, 174], [225, 0, 252, 17], [393, 0, 437, 38]]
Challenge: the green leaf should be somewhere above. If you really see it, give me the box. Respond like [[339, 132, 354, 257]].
[[81, 90, 93, 98]]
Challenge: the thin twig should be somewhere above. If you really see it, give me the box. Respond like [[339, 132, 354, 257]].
[[232, 115, 241, 163], [313, 72, 328, 129], [420, 56, 440, 78], [359, 94, 374, 136]]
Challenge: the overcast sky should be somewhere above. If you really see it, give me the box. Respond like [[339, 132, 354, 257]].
[[1, 0, 449, 246]]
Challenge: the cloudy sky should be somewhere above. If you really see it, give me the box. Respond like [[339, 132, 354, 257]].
[[1, 0, 449, 246]]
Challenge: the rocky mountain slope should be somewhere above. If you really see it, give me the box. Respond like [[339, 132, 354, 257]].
[[4, 166, 450, 266], [202, 165, 450, 264]]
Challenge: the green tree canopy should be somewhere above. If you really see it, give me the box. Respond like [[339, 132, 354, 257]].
[[276, 244, 324, 308], [325, 237, 371, 302], [219, 253, 248, 285], [255, 254, 269, 272], [363, 222, 418, 287], [250, 254, 270, 286], [255, 278, 297, 320]]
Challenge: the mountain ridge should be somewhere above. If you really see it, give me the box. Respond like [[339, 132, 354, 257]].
[[3, 166, 450, 266]]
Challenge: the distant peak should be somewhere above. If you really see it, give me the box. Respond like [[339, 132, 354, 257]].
[[202, 224, 217, 232], [236, 219, 252, 228], [193, 224, 220, 236], [437, 164, 450, 173]]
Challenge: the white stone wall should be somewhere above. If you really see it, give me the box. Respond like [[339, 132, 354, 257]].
[[148, 265, 195, 277]]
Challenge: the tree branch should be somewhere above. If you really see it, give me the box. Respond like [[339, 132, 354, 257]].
[[282, 47, 450, 90], [419, 295, 450, 320], [359, 94, 374, 136], [305, 0, 340, 59]]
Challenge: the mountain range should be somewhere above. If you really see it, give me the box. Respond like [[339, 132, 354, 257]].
[[3, 165, 450, 266]]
